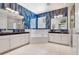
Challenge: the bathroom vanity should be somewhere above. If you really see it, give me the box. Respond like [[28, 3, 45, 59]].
[[0, 32, 30, 54], [48, 30, 71, 46]]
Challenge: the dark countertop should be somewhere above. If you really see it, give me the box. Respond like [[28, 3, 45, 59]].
[[0, 32, 30, 36], [48, 31, 69, 34], [48, 29, 69, 34], [74, 32, 79, 34]]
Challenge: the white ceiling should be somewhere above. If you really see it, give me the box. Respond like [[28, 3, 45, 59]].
[[18, 3, 74, 14]]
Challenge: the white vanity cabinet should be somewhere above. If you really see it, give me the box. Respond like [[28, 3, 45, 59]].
[[10, 34, 22, 49], [49, 33, 71, 45], [25, 34, 30, 43], [55, 34, 62, 43], [16, 34, 26, 45], [10, 34, 29, 49], [16, 34, 29, 45], [10, 33, 29, 49], [0, 36, 10, 53], [0, 33, 30, 54], [61, 34, 71, 45], [49, 33, 55, 42], [49, 33, 61, 43]]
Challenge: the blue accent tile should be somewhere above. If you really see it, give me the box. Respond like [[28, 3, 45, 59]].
[[0, 3, 68, 29]]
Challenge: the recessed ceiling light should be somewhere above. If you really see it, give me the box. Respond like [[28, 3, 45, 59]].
[[46, 3, 51, 6]]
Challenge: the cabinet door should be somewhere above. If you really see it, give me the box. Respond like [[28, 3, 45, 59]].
[[54, 34, 62, 43], [18, 34, 27, 45], [18, 34, 25, 45], [49, 33, 63, 44], [19, 34, 30, 44], [61, 34, 71, 45], [0, 36, 10, 53], [25, 34, 29, 43], [10, 35, 21, 49], [10, 34, 29, 49], [49, 33, 55, 42]]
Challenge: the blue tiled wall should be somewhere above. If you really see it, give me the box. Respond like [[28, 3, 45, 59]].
[[0, 3, 68, 29], [0, 3, 37, 29], [37, 7, 68, 29], [15, 4, 37, 29], [37, 12, 51, 29]]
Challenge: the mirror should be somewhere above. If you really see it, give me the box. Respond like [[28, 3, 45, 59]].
[[50, 7, 68, 32], [51, 17, 67, 30], [0, 9, 24, 32]]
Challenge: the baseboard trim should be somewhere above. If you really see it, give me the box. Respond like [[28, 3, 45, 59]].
[[48, 41, 70, 46], [0, 42, 30, 55]]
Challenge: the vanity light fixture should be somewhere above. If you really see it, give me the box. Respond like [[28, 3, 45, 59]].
[[46, 3, 51, 6], [6, 7, 11, 11], [6, 7, 19, 15]]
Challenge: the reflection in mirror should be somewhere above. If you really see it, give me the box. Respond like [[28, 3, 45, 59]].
[[50, 7, 68, 32], [51, 17, 67, 30], [0, 9, 24, 33]]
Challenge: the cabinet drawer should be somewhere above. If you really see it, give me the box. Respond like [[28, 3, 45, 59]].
[[0, 36, 10, 53], [10, 35, 22, 49]]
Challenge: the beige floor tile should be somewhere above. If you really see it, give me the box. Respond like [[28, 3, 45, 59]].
[[4, 43, 72, 55]]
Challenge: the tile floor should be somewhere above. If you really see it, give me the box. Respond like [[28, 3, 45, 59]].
[[4, 43, 72, 55]]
